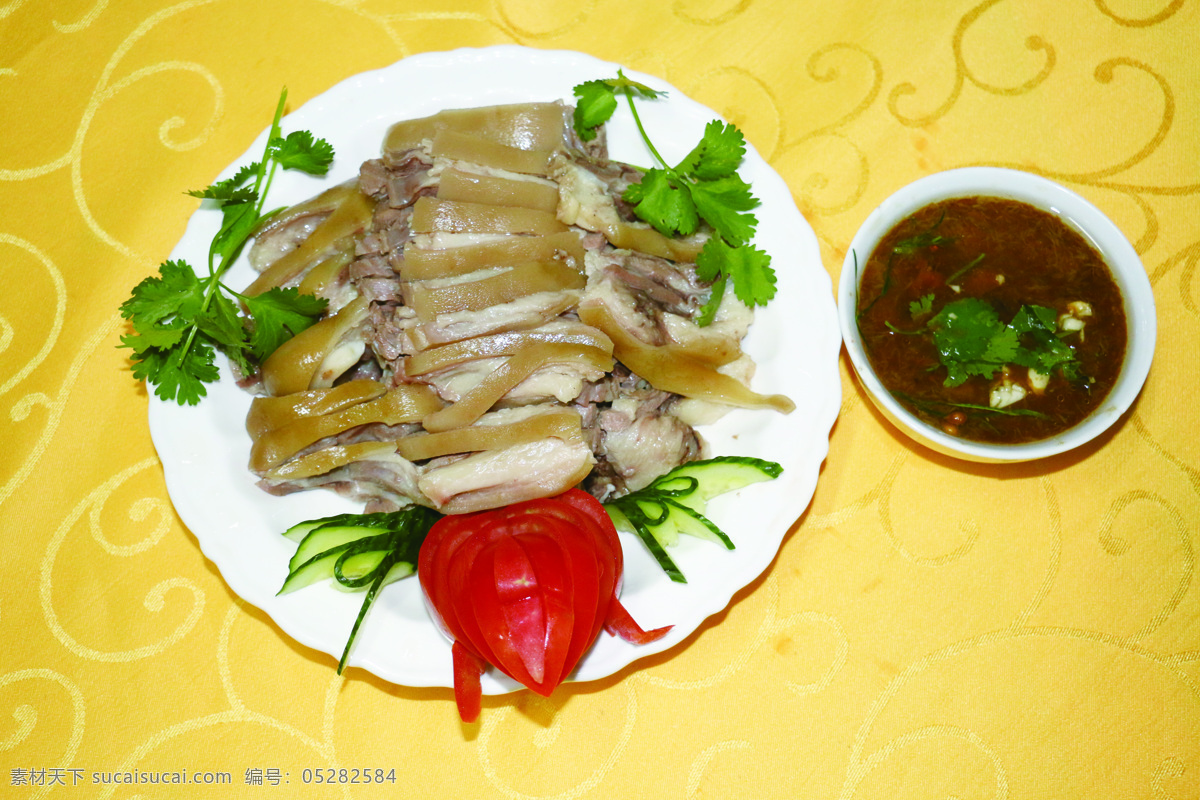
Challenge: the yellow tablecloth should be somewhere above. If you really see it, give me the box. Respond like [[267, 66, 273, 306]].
[[3, 1, 1197, 797]]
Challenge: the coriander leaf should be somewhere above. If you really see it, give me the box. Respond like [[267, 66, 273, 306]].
[[125, 344, 170, 389], [170, 340, 221, 404], [187, 162, 262, 203], [624, 169, 699, 237], [243, 288, 328, 361], [677, 120, 746, 180], [687, 174, 758, 245], [270, 130, 335, 175], [926, 298, 1082, 388], [572, 80, 619, 141], [1058, 360, 1085, 383], [696, 236, 776, 308], [609, 73, 666, 99], [571, 72, 665, 142], [1032, 305, 1059, 330], [1026, 341, 1077, 374], [929, 298, 1002, 355], [119, 260, 206, 330], [1012, 304, 1058, 333], [228, 162, 261, 188], [941, 360, 970, 387], [188, 185, 257, 205], [727, 243, 776, 308], [130, 336, 221, 405], [188, 178, 258, 205], [929, 298, 1009, 386], [693, 240, 723, 284], [192, 291, 252, 373], [1009, 305, 1046, 337], [909, 293, 935, 318], [1009, 305, 1078, 374], [119, 318, 192, 354], [981, 325, 1020, 365]]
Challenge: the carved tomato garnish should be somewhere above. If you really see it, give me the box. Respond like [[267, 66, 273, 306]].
[[418, 489, 671, 721]]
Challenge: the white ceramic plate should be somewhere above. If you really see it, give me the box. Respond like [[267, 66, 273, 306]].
[[148, 46, 841, 694]]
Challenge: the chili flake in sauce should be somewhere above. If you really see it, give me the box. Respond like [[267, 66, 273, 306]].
[[855, 196, 1127, 444]]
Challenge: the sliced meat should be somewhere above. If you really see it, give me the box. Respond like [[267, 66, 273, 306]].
[[359, 151, 437, 207], [595, 397, 705, 495], [258, 452, 425, 509], [576, 366, 707, 501], [244, 100, 783, 514], [418, 437, 595, 514]]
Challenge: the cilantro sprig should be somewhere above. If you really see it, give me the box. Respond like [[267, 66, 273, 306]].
[[922, 298, 1081, 387], [894, 392, 1048, 420], [860, 214, 957, 319], [573, 72, 775, 326], [909, 293, 935, 319], [891, 211, 955, 255], [120, 88, 334, 405]]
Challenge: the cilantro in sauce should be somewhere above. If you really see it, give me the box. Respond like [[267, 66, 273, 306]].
[[855, 196, 1126, 444]]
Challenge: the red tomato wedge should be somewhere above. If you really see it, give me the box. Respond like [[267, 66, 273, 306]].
[[417, 489, 671, 722]]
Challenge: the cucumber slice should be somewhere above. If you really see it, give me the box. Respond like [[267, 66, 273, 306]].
[[283, 512, 381, 542], [644, 498, 733, 549], [651, 456, 782, 507], [334, 548, 391, 585], [606, 505, 685, 583], [275, 505, 442, 673], [280, 549, 346, 594], [604, 456, 782, 583], [280, 540, 375, 595], [282, 507, 426, 542], [289, 524, 386, 573], [337, 551, 408, 673]]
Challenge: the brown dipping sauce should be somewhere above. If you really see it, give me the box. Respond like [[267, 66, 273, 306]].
[[856, 196, 1127, 444]]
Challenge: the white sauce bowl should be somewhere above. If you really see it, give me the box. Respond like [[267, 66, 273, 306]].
[[838, 167, 1156, 462]]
